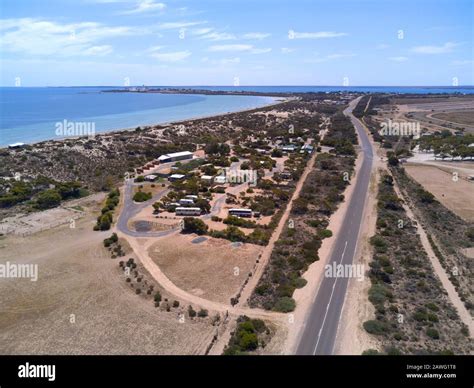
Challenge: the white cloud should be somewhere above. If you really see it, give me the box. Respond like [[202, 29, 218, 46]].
[[120, 0, 166, 15], [221, 57, 240, 64], [199, 31, 236, 41], [326, 53, 354, 59], [305, 53, 355, 63], [251, 48, 272, 54], [242, 32, 271, 40], [281, 47, 295, 54], [389, 56, 408, 62], [158, 21, 206, 29], [376, 43, 390, 50], [0, 18, 140, 56], [195, 30, 270, 42], [208, 44, 254, 52], [201, 56, 241, 66], [451, 59, 473, 66], [149, 47, 191, 62], [146, 45, 164, 52], [411, 42, 459, 54], [208, 44, 271, 54], [191, 28, 213, 36], [83, 45, 114, 56], [288, 30, 347, 39]]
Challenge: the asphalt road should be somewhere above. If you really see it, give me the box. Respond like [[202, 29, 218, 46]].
[[296, 97, 374, 355], [116, 180, 175, 237]]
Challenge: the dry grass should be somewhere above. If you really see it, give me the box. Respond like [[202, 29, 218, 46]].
[[432, 110, 474, 126], [405, 164, 474, 221], [0, 206, 214, 355], [149, 233, 262, 304]]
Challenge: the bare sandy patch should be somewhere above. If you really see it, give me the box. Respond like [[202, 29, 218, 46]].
[[149, 234, 262, 304], [405, 164, 474, 221], [432, 110, 474, 126], [0, 207, 214, 354]]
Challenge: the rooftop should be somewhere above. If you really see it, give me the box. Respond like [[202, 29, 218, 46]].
[[158, 151, 193, 160]]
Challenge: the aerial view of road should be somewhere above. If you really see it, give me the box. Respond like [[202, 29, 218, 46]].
[[2, 1, 472, 384], [296, 98, 374, 355]]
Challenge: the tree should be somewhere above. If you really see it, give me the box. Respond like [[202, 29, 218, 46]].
[[188, 305, 197, 318], [291, 198, 309, 215], [224, 226, 246, 242], [152, 201, 161, 213], [182, 217, 208, 235], [97, 212, 113, 230], [205, 141, 230, 156], [133, 191, 152, 202], [363, 320, 389, 335], [417, 188, 435, 204], [273, 296, 296, 312], [57, 181, 82, 200], [426, 328, 440, 340], [388, 156, 399, 166], [103, 233, 118, 247], [154, 291, 162, 303], [195, 198, 211, 213], [465, 227, 474, 242], [239, 332, 258, 351], [35, 189, 61, 209]]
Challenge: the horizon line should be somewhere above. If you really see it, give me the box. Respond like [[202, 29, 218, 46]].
[[1, 84, 474, 88]]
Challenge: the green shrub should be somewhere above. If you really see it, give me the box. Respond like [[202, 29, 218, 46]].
[[238, 332, 258, 351], [35, 189, 62, 210], [188, 305, 197, 318], [154, 292, 162, 303], [133, 191, 152, 202], [273, 297, 296, 312], [363, 320, 389, 335], [182, 217, 208, 235], [426, 328, 440, 339]]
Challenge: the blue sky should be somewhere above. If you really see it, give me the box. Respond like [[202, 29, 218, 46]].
[[0, 0, 472, 86]]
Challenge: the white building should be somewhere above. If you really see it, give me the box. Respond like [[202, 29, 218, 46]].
[[144, 174, 157, 181], [168, 174, 185, 182], [158, 151, 193, 164], [8, 142, 25, 149], [201, 175, 214, 183], [214, 175, 227, 184]]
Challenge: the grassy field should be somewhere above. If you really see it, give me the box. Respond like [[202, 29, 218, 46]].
[[0, 203, 214, 355], [405, 164, 474, 222], [149, 233, 262, 304], [432, 110, 474, 126]]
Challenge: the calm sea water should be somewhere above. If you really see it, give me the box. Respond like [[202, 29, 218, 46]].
[[0, 87, 276, 146], [1, 85, 473, 146]]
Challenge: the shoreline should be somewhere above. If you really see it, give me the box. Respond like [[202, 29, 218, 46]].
[[1, 95, 291, 149]]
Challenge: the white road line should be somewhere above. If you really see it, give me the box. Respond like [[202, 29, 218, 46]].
[[312, 240, 348, 355]]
